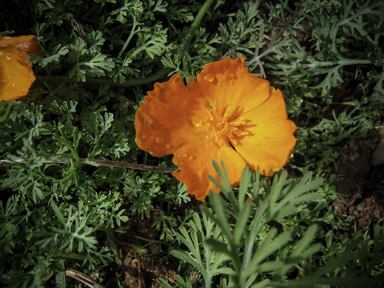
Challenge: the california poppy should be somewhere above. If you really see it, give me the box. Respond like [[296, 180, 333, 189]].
[[135, 56, 297, 201], [0, 34, 41, 101]]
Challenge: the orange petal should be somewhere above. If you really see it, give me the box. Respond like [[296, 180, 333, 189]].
[[196, 56, 271, 117], [0, 48, 36, 101], [233, 87, 297, 176], [0, 35, 40, 102], [0, 35, 41, 55], [172, 136, 246, 201], [135, 74, 212, 157]]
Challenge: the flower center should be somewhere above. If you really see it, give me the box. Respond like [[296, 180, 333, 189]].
[[208, 104, 249, 147]]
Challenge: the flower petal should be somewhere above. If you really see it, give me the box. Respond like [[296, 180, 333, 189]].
[[233, 87, 297, 176], [0, 35, 41, 55], [135, 74, 212, 157], [0, 48, 36, 101], [0, 35, 41, 102], [172, 136, 246, 201], [196, 56, 271, 117]]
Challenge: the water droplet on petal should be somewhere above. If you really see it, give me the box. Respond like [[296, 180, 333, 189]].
[[228, 73, 235, 79], [166, 144, 171, 149], [180, 162, 184, 165], [217, 80, 222, 86], [182, 154, 187, 158], [142, 114, 153, 125], [203, 74, 214, 82], [229, 79, 234, 85], [3, 77, 9, 84], [188, 155, 194, 160], [156, 136, 164, 144]]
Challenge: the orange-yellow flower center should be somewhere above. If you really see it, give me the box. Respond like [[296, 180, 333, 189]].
[[192, 103, 249, 147]]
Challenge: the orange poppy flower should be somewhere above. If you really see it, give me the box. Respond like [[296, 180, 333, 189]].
[[135, 56, 297, 201], [0, 35, 41, 101]]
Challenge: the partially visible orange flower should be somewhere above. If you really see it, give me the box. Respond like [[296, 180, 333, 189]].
[[0, 35, 41, 101], [135, 56, 297, 201]]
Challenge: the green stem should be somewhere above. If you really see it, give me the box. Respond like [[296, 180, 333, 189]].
[[1, 104, 12, 122], [246, 37, 293, 66], [36, 67, 172, 87], [55, 259, 66, 288], [272, 59, 372, 71], [106, 228, 122, 267], [177, 0, 215, 61], [340, 1, 382, 26], [58, 127, 80, 162], [119, 19, 138, 58], [316, 59, 372, 67]]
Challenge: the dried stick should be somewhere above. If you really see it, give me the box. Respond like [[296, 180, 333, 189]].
[[0, 157, 179, 173]]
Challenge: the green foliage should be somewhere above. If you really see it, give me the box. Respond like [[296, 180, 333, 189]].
[[1, 0, 384, 287], [160, 163, 384, 288]]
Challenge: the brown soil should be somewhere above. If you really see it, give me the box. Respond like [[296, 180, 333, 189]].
[[115, 200, 201, 288], [332, 126, 384, 230], [116, 211, 177, 288]]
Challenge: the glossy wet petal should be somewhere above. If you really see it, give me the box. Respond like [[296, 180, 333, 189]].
[[0, 35, 41, 55], [172, 136, 246, 201], [135, 74, 212, 157], [0, 35, 40, 102], [0, 48, 36, 101], [196, 56, 271, 118], [233, 87, 297, 176]]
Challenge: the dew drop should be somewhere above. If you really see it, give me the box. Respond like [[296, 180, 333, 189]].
[[203, 74, 214, 82], [188, 155, 194, 160], [229, 79, 234, 85], [3, 77, 9, 84], [182, 154, 188, 158], [217, 80, 222, 86], [180, 162, 184, 165], [142, 115, 153, 125], [166, 144, 171, 149], [155, 136, 164, 144], [228, 73, 235, 79]]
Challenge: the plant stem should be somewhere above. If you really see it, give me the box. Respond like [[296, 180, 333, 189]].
[[270, 59, 372, 72], [0, 157, 178, 173], [106, 228, 122, 267], [119, 19, 138, 58], [55, 259, 66, 288], [177, 0, 215, 62], [246, 37, 293, 66], [36, 67, 172, 87]]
